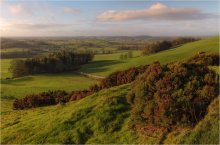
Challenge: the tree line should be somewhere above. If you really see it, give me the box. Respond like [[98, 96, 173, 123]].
[[142, 37, 199, 55], [9, 50, 93, 77], [119, 51, 133, 60], [1, 51, 41, 59]]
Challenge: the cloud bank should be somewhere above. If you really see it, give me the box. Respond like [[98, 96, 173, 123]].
[[8, 4, 33, 15], [97, 3, 215, 22], [14, 23, 70, 30]]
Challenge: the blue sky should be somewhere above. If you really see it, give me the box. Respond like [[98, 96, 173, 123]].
[[0, 0, 219, 36]]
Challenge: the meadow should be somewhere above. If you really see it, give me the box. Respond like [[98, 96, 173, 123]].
[[1, 37, 218, 102], [1, 59, 12, 79], [80, 37, 219, 76], [0, 50, 141, 98], [1, 84, 219, 144], [0, 48, 29, 53], [1, 36, 219, 144]]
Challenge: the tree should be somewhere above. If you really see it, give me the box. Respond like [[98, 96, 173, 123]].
[[124, 54, 128, 60], [128, 51, 133, 58], [9, 59, 29, 77], [120, 54, 124, 60], [9, 50, 94, 77]]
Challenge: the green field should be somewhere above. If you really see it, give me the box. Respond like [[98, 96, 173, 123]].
[[1, 84, 137, 144], [1, 83, 219, 144], [1, 37, 218, 98], [80, 37, 219, 76], [0, 50, 141, 98], [1, 73, 97, 98], [1, 59, 12, 79], [1, 36, 219, 144], [1, 48, 29, 53]]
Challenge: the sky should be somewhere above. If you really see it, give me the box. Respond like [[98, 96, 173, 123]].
[[0, 0, 219, 37]]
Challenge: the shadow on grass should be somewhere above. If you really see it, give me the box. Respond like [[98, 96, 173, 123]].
[[1, 76, 34, 85], [80, 60, 125, 74]]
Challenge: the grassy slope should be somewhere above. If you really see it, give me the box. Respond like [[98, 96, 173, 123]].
[[0, 59, 12, 79], [1, 37, 219, 144], [1, 84, 219, 144], [80, 37, 219, 76], [1, 73, 97, 114], [1, 73, 97, 98], [0, 51, 141, 97], [1, 58, 98, 98], [1, 84, 138, 144], [0, 48, 28, 53]]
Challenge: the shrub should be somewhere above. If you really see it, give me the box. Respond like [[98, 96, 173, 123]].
[[69, 90, 93, 101], [127, 61, 219, 134], [186, 53, 219, 66], [100, 65, 148, 89], [12, 65, 148, 110], [13, 90, 68, 109]]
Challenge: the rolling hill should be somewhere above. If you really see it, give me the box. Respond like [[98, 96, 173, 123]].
[[1, 84, 219, 144], [1, 36, 219, 144], [80, 36, 219, 76]]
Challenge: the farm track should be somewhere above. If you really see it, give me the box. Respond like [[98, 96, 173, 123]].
[[76, 71, 105, 80]]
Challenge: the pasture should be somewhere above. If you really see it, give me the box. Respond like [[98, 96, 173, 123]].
[[1, 59, 12, 79], [80, 37, 219, 76], [1, 73, 97, 98], [0, 36, 219, 144], [1, 37, 218, 99], [1, 84, 137, 144], [0, 50, 140, 98], [1, 48, 29, 53]]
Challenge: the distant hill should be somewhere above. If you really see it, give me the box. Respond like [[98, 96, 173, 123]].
[[80, 36, 219, 76]]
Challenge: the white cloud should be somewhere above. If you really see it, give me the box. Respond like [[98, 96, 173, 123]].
[[8, 4, 32, 15], [97, 3, 215, 22], [15, 23, 71, 30], [63, 7, 81, 14]]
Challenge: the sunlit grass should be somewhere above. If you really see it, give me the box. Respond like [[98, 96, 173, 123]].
[[80, 37, 219, 76]]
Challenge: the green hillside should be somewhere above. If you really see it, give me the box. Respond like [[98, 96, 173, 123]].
[[1, 36, 219, 144], [1, 84, 137, 144], [1, 73, 97, 98], [80, 36, 219, 76], [1, 59, 12, 79], [1, 84, 219, 144], [1, 37, 218, 98], [0, 51, 140, 98]]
